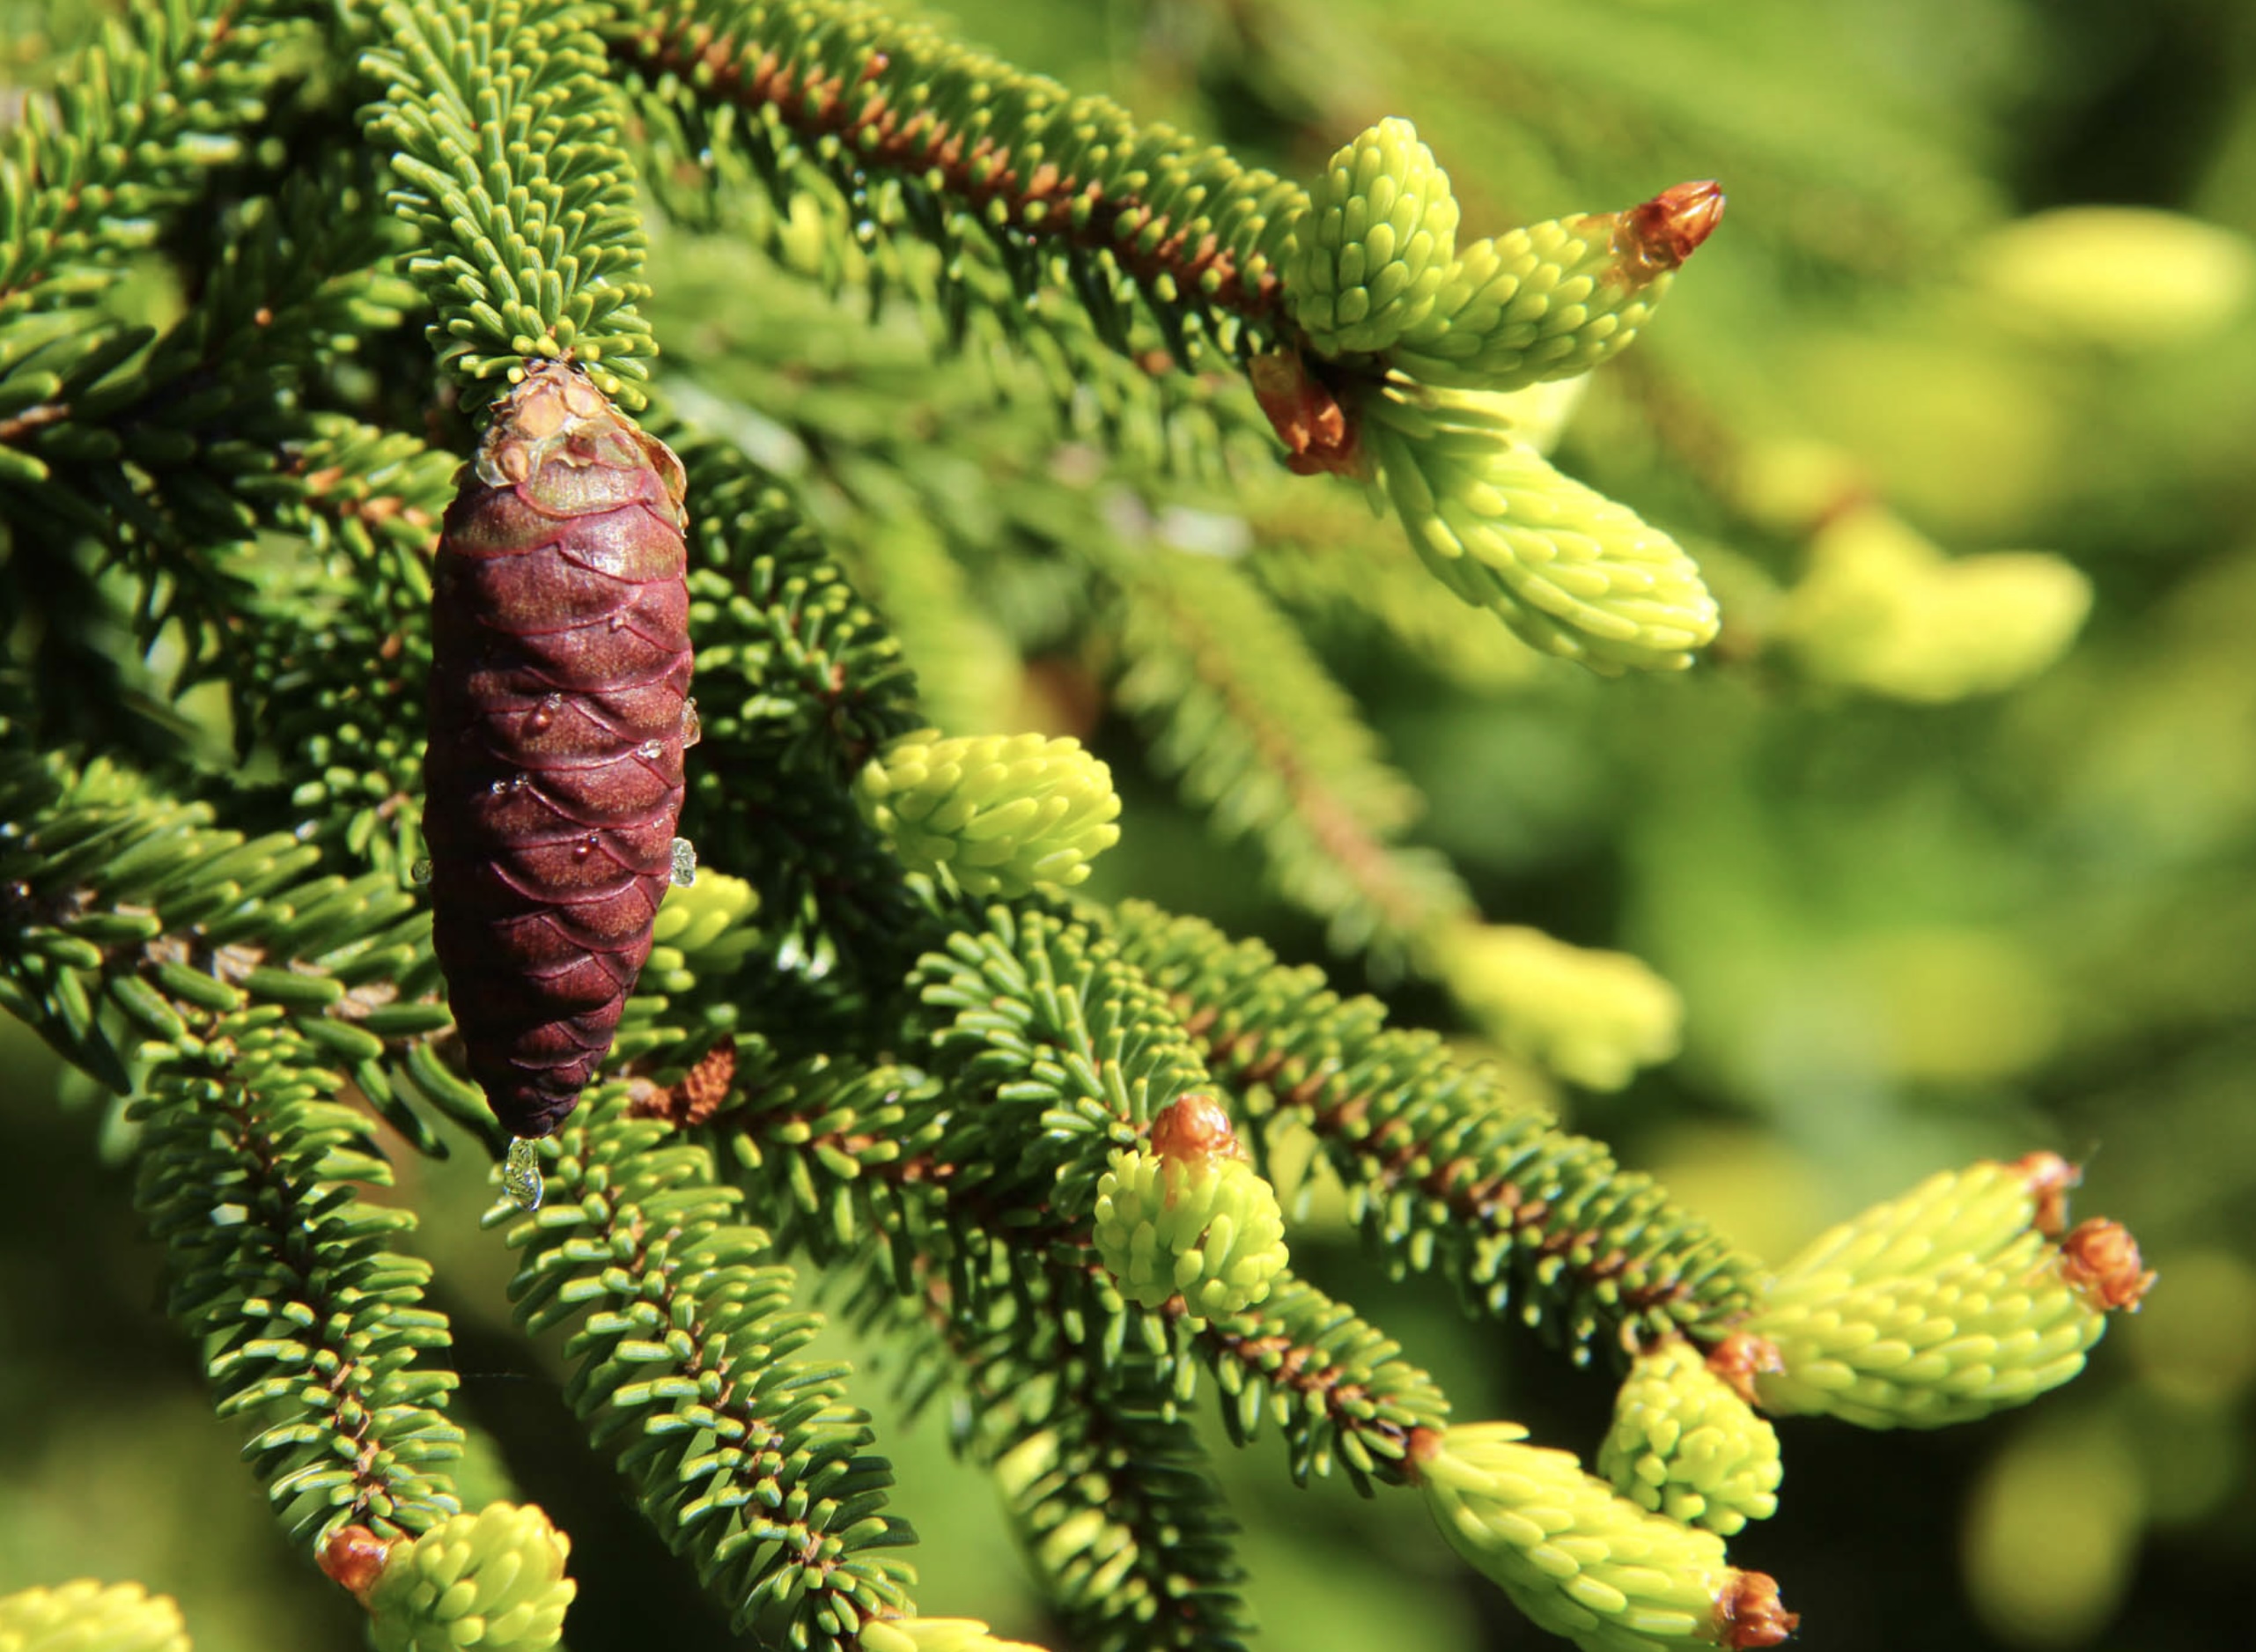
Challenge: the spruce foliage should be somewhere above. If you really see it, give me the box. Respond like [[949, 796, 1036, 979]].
[[0, 2, 2170, 1649]]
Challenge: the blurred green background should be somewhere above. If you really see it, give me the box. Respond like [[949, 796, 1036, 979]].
[[6, 0, 2256, 1648]]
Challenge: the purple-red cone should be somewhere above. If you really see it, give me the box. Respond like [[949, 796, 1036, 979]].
[[424, 363, 692, 1138]]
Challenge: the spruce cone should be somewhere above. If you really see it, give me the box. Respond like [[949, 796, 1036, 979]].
[[424, 363, 692, 1138]]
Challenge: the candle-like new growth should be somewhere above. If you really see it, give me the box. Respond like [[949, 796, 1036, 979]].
[[861, 1619, 1052, 1652], [1776, 505, 2092, 701], [1092, 1095, 1290, 1317], [1416, 1423, 1796, 1651], [1598, 1341, 1783, 1536], [1437, 921, 1685, 1089], [1287, 118, 1463, 357], [645, 867, 763, 982], [1744, 1158, 2146, 1427], [858, 728, 1124, 896], [360, 1502, 576, 1652], [1365, 387, 1721, 672], [0, 1582, 191, 1652], [1392, 182, 1723, 390]]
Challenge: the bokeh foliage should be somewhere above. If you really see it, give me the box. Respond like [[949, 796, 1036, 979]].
[[4, 1, 2254, 1650]]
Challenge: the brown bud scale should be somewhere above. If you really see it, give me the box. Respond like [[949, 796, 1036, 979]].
[[1617, 181, 1726, 276], [630, 1035, 739, 1127], [2011, 1150, 2080, 1238], [1248, 350, 1365, 478], [2059, 1217, 2156, 1312], [1717, 1569, 1800, 1648], [1706, 1331, 1786, 1408], [317, 1524, 396, 1604], [1150, 1093, 1242, 1165], [425, 363, 692, 1138]]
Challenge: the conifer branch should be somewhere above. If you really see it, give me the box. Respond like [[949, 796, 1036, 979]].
[[4, 161, 420, 765], [260, 415, 458, 875], [667, 429, 931, 985], [363, 0, 657, 404], [484, 1089, 918, 1649], [1105, 902, 1754, 1355], [0, 0, 303, 327], [673, 428, 921, 780], [912, 904, 1211, 1221], [133, 999, 465, 1542], [987, 1360, 1251, 1652], [1183, 1269, 1449, 1487], [610, 0, 1302, 372], [0, 741, 468, 1152], [843, 1233, 1253, 1652], [1100, 544, 1471, 970], [1, 750, 466, 1546], [699, 938, 1450, 1495]]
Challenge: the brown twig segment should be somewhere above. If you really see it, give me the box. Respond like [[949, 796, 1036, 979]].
[[1178, 1272, 1446, 1481]]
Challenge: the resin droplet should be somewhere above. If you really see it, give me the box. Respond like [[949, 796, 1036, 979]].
[[681, 697, 702, 749], [503, 1135, 544, 1212], [409, 857, 433, 886], [669, 836, 698, 888]]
